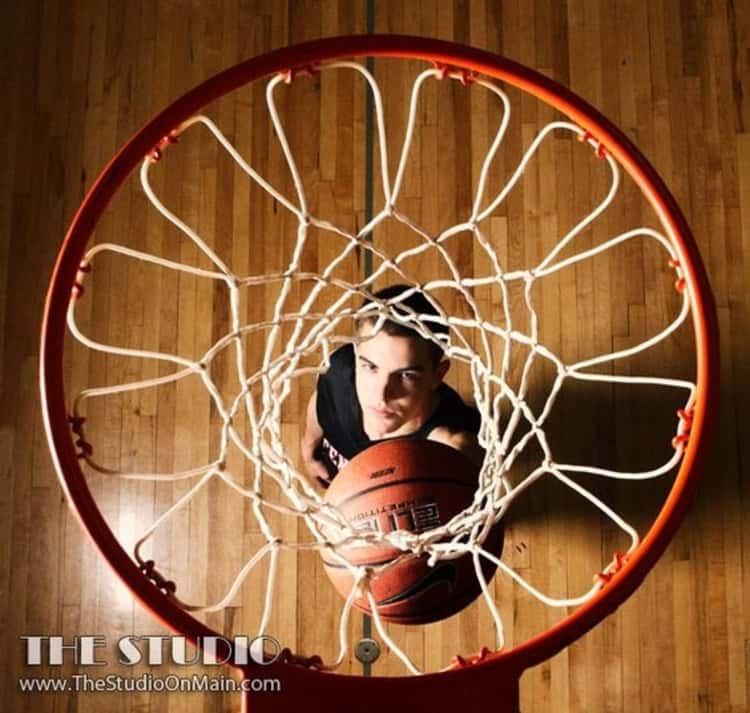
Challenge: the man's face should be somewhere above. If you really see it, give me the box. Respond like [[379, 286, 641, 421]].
[[354, 328, 448, 439]]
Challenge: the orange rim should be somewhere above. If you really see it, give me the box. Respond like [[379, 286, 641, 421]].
[[39, 35, 719, 701]]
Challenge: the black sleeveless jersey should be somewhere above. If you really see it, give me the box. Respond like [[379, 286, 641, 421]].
[[314, 344, 481, 478]]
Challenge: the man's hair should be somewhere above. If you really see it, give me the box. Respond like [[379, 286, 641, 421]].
[[355, 284, 448, 364]]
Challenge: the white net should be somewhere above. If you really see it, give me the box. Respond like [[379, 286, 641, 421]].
[[66, 60, 696, 675]]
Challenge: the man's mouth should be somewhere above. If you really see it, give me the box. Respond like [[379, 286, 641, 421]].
[[371, 407, 396, 419]]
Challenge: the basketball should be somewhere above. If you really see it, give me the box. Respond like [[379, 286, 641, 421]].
[[322, 439, 504, 625]]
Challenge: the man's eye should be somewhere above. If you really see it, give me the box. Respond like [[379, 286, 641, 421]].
[[401, 372, 419, 381], [361, 362, 377, 372]]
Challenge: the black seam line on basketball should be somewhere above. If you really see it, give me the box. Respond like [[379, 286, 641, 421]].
[[333, 477, 476, 509], [376, 563, 458, 606], [370, 585, 487, 624], [322, 555, 397, 569]]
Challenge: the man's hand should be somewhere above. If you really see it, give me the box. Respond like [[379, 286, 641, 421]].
[[307, 459, 333, 489], [301, 393, 333, 488]]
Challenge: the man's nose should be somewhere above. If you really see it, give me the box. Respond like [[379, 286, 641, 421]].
[[376, 375, 398, 403], [375, 375, 389, 402]]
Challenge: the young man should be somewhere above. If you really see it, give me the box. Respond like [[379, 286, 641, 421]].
[[301, 285, 483, 487]]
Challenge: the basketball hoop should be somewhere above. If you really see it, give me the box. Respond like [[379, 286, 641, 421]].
[[40, 35, 718, 712]]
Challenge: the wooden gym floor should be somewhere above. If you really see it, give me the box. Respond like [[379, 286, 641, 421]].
[[1, 1, 749, 711]]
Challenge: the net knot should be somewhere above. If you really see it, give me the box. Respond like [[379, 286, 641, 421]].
[[68, 415, 93, 458], [578, 130, 607, 159], [667, 257, 687, 292], [594, 551, 627, 585], [279, 64, 318, 84], [449, 646, 494, 669], [139, 559, 177, 595], [279, 648, 325, 670], [432, 62, 477, 85], [72, 261, 91, 299], [69, 415, 86, 432], [672, 407, 694, 449], [149, 132, 179, 163], [677, 407, 694, 426], [74, 437, 92, 457]]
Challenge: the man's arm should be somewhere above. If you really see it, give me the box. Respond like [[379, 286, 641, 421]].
[[301, 392, 333, 487]]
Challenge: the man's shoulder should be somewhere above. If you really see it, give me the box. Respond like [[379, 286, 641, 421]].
[[428, 383, 481, 438], [427, 426, 484, 467], [428, 424, 468, 443], [437, 383, 480, 416]]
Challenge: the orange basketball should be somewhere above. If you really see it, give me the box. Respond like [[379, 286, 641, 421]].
[[322, 439, 504, 625]]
